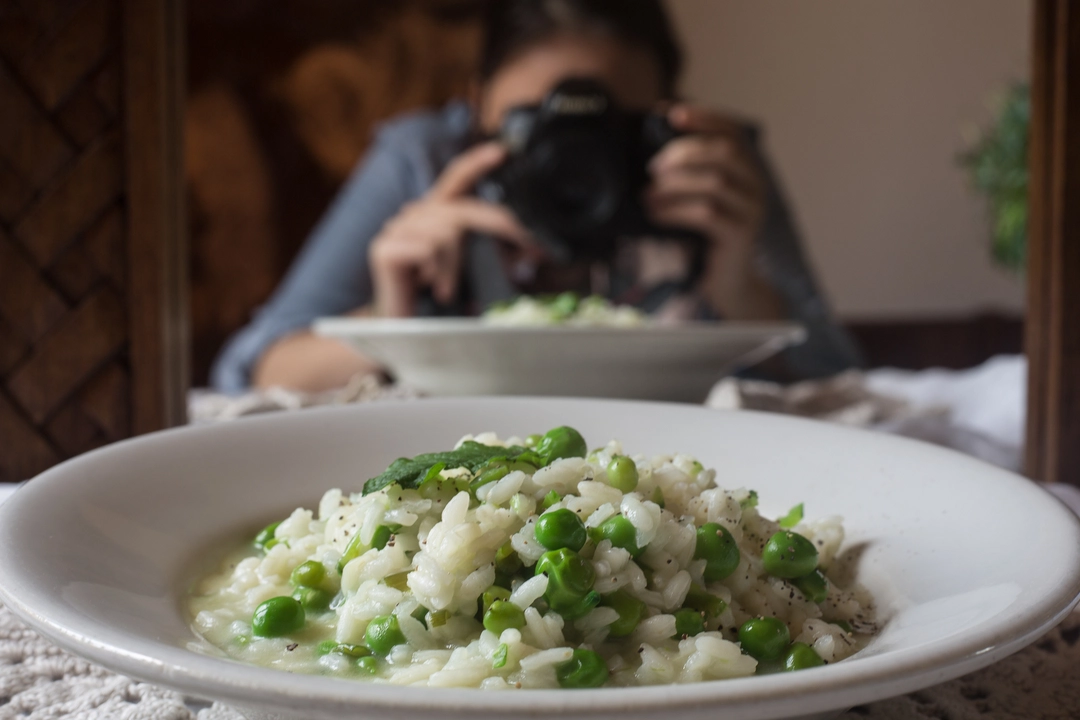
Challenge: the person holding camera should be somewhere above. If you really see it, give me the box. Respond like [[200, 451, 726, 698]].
[[212, 0, 861, 393]]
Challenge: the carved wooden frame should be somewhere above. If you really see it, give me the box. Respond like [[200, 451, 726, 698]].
[[0, 0, 186, 481], [1025, 0, 1080, 485]]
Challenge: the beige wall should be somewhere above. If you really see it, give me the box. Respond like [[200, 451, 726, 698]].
[[667, 0, 1029, 320]]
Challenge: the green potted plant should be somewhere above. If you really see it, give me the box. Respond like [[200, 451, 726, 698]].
[[960, 82, 1030, 272]]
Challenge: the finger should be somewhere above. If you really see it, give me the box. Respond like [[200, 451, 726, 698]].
[[651, 137, 761, 193], [647, 171, 760, 221], [429, 142, 507, 200], [650, 200, 749, 247], [431, 236, 463, 305], [668, 104, 746, 136], [442, 200, 543, 256]]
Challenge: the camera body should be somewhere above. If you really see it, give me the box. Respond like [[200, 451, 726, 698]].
[[477, 78, 705, 267]]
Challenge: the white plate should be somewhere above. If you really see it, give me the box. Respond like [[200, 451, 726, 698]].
[[0, 398, 1078, 720], [314, 318, 805, 401]]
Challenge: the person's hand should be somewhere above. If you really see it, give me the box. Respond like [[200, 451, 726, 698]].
[[645, 105, 783, 319], [369, 142, 540, 317]]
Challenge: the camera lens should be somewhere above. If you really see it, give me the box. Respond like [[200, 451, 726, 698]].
[[528, 133, 625, 239]]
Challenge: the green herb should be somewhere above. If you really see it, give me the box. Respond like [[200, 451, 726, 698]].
[[384, 571, 410, 591], [417, 462, 447, 490], [492, 643, 509, 669], [739, 490, 759, 510], [832, 619, 853, 634], [778, 503, 804, 529], [363, 441, 531, 495]]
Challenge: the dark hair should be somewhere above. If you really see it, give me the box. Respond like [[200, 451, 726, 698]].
[[479, 0, 684, 97]]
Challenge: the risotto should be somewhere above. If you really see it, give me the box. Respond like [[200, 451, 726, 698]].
[[482, 293, 646, 327], [190, 426, 875, 688]]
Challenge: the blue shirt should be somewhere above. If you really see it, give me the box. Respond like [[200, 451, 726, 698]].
[[212, 102, 861, 392]]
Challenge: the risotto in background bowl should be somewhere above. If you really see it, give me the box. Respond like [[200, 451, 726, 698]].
[[0, 398, 1077, 720]]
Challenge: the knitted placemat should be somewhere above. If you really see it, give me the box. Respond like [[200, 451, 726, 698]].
[[1, 602, 1076, 720]]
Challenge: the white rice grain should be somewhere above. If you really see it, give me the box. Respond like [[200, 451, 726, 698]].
[[509, 574, 548, 610]]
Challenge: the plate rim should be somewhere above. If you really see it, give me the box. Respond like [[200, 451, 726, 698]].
[[314, 316, 808, 342]]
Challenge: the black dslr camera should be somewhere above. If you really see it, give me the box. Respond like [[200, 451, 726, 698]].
[[477, 78, 706, 272]]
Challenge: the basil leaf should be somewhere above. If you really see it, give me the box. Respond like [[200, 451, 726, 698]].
[[739, 490, 759, 510], [363, 441, 530, 495]]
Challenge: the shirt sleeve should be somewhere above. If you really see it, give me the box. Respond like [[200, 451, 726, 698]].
[[210, 140, 417, 393], [751, 143, 865, 380]]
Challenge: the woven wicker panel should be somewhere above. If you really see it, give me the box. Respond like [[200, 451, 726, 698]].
[[0, 0, 130, 481]]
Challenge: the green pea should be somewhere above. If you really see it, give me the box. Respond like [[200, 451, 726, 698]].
[[482, 586, 511, 614], [650, 486, 666, 509], [783, 642, 825, 671], [525, 434, 543, 448], [600, 590, 647, 638], [316, 640, 339, 656], [535, 508, 587, 552], [365, 614, 407, 655], [555, 648, 609, 689], [495, 542, 522, 575], [292, 586, 333, 613], [535, 548, 600, 620], [683, 584, 727, 619], [290, 560, 326, 589], [761, 531, 819, 579], [483, 600, 526, 635], [792, 569, 829, 603], [536, 426, 587, 465], [356, 655, 379, 675], [832, 619, 853, 634], [253, 522, 280, 552], [251, 596, 305, 637], [589, 515, 642, 557], [541, 490, 562, 510], [738, 617, 791, 661], [550, 291, 580, 319], [673, 608, 706, 638], [694, 523, 740, 581], [605, 456, 639, 492]]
